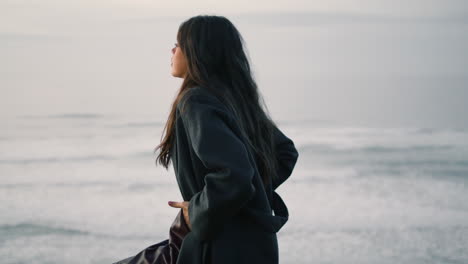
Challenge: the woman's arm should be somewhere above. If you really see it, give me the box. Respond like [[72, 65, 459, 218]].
[[178, 90, 256, 242], [272, 125, 299, 190]]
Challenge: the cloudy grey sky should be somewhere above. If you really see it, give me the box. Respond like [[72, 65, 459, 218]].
[[1, 0, 467, 128]]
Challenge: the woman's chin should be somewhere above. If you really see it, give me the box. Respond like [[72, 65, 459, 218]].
[[171, 70, 179, 78], [170, 68, 185, 79]]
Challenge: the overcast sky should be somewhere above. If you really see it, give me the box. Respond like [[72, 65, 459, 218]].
[[1, 0, 467, 128]]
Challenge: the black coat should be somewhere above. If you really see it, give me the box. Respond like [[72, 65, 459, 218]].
[[170, 86, 299, 264]]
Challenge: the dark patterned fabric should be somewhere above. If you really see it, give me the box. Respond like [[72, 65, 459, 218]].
[[112, 208, 191, 264]]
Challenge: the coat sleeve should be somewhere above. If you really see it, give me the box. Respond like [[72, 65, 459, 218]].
[[272, 125, 299, 190], [178, 91, 256, 242]]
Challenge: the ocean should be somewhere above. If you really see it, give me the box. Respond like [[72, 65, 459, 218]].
[[1, 114, 467, 264]]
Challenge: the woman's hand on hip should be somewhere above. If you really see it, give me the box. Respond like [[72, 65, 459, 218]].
[[168, 200, 192, 230]]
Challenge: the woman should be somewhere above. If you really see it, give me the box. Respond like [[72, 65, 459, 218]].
[[113, 14, 299, 264]]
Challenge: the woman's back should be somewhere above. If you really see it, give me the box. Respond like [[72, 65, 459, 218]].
[[173, 86, 298, 264]]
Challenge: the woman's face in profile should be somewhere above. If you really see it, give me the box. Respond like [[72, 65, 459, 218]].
[[171, 41, 187, 78]]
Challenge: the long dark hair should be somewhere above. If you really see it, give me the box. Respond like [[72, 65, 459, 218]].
[[154, 14, 279, 187]]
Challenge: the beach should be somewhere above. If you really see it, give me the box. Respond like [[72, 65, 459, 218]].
[[1, 114, 467, 263]]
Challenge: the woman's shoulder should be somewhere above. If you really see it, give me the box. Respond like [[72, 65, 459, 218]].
[[178, 86, 231, 117], [180, 86, 220, 104]]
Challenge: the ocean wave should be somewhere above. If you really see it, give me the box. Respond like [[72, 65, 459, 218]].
[[300, 143, 456, 154], [0, 181, 120, 189], [0, 223, 156, 240], [0, 155, 117, 164], [374, 159, 468, 167], [18, 113, 104, 119], [361, 145, 454, 153], [48, 113, 103, 119], [0, 223, 91, 238], [411, 127, 468, 134], [117, 122, 163, 128], [0, 151, 160, 164]]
